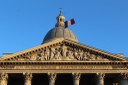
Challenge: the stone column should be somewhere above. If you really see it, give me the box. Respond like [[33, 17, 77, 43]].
[[24, 73, 32, 85], [0, 73, 8, 85], [96, 73, 105, 85], [72, 73, 81, 85], [48, 73, 57, 85], [120, 73, 128, 85]]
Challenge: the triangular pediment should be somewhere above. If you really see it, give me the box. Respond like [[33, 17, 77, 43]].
[[0, 38, 127, 61]]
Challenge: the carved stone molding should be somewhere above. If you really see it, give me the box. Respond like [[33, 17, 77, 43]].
[[97, 73, 105, 85], [48, 73, 57, 85], [0, 73, 8, 85], [72, 73, 81, 85], [23, 73, 32, 85]]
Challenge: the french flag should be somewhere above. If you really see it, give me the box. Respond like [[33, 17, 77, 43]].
[[65, 19, 75, 28]]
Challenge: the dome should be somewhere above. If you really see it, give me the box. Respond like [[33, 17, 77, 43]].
[[42, 10, 78, 43], [43, 27, 78, 43]]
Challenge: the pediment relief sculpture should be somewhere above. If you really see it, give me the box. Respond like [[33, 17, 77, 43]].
[[1, 39, 126, 61], [3, 45, 112, 61]]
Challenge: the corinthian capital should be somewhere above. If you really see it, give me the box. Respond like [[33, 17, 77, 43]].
[[0, 73, 8, 81], [96, 73, 105, 85], [48, 73, 57, 85], [121, 73, 128, 80], [72, 73, 81, 80], [0, 73, 8, 85], [24, 72, 32, 81], [97, 73, 105, 80], [23, 73, 32, 85], [48, 73, 57, 81]]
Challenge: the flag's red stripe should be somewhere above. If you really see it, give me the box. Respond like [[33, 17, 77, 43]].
[[70, 19, 75, 24], [65, 18, 75, 28]]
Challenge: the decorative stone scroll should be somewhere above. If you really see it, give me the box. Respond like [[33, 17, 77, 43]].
[[48, 73, 57, 85], [97, 73, 105, 85], [0, 73, 8, 85], [24, 73, 32, 85], [120, 73, 128, 85], [72, 73, 81, 85]]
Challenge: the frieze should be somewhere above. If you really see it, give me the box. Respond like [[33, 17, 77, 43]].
[[0, 65, 127, 70]]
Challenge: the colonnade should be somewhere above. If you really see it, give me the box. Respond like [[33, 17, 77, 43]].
[[0, 73, 128, 85]]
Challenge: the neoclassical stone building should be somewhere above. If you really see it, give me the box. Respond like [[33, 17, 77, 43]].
[[0, 11, 128, 85]]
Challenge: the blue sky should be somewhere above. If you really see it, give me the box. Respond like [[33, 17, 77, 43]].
[[0, 0, 128, 58]]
